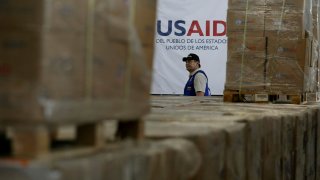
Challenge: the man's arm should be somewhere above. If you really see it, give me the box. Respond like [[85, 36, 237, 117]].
[[194, 73, 207, 96], [196, 91, 205, 96]]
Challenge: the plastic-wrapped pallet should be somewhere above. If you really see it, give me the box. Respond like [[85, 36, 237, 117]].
[[225, 0, 320, 102], [0, 0, 157, 124]]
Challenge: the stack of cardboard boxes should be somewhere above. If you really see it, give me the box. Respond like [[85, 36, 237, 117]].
[[225, 0, 320, 97], [0, 0, 157, 123], [310, 0, 320, 94]]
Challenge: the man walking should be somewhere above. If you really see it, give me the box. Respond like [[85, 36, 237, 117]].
[[182, 53, 211, 96]]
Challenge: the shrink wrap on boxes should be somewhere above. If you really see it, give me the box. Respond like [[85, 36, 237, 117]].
[[226, 0, 320, 95], [227, 10, 265, 37], [228, 0, 266, 11], [0, 0, 157, 124], [264, 11, 306, 38]]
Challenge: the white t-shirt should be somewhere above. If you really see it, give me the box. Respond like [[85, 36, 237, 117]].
[[189, 69, 207, 93]]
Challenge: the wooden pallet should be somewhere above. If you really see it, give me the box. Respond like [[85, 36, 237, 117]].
[[0, 119, 144, 158], [223, 90, 302, 104]]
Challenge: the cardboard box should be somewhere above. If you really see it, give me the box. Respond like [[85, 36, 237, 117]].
[[265, 38, 309, 93], [266, 0, 306, 11], [228, 35, 266, 57], [267, 38, 307, 62], [0, 30, 41, 82], [43, 0, 88, 31], [0, 139, 201, 180], [266, 58, 305, 93], [225, 57, 266, 91], [227, 10, 265, 37], [134, 0, 157, 46], [0, 0, 156, 124], [143, 46, 155, 68], [0, 0, 88, 31], [228, 0, 266, 11], [91, 29, 150, 101], [100, 0, 157, 45], [41, 31, 88, 99], [264, 11, 305, 38], [0, 0, 43, 29], [101, 0, 130, 42], [91, 31, 128, 98]]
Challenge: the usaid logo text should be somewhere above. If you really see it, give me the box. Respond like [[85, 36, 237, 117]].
[[157, 20, 227, 37]]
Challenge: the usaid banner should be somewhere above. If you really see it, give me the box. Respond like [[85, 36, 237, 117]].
[[151, 0, 228, 95]]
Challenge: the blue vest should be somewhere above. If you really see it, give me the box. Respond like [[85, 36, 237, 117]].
[[184, 70, 211, 96]]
